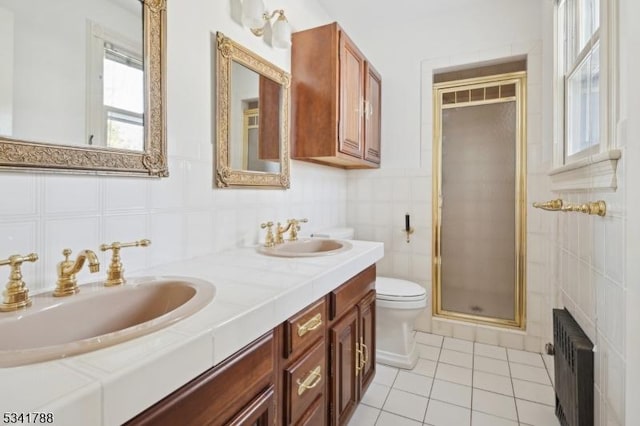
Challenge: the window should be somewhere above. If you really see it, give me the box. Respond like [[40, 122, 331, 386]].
[[87, 23, 144, 151], [559, 0, 600, 161], [551, 0, 619, 192]]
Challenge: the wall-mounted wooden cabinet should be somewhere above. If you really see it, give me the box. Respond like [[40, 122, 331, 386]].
[[291, 22, 381, 169]]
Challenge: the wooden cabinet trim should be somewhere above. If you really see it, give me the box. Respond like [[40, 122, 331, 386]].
[[284, 340, 326, 424], [329, 265, 376, 321], [227, 385, 275, 426], [284, 298, 327, 359], [125, 332, 274, 426]]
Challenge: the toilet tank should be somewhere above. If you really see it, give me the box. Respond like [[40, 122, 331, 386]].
[[310, 227, 355, 240]]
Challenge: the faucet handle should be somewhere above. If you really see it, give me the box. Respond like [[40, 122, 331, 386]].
[[287, 218, 308, 241], [260, 222, 275, 248], [99, 239, 151, 287], [0, 253, 38, 312]]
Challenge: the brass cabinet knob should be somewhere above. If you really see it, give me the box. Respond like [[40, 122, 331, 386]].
[[0, 253, 38, 312], [100, 239, 151, 287]]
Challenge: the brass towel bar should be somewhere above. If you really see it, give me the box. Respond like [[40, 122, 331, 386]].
[[532, 199, 607, 217]]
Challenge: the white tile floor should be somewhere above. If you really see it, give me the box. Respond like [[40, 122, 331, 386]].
[[348, 332, 560, 426]]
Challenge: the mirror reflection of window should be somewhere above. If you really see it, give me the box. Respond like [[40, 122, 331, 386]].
[[103, 44, 144, 150], [87, 22, 143, 151]]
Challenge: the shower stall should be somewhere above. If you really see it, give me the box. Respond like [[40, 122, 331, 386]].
[[432, 66, 526, 328]]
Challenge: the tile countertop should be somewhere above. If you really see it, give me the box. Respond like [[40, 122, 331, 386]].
[[0, 240, 383, 426]]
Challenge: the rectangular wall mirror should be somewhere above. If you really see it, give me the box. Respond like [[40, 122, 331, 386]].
[[215, 32, 290, 188], [0, 0, 167, 177]]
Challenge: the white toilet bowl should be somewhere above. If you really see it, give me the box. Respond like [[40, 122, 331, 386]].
[[312, 228, 429, 369], [376, 277, 427, 369]]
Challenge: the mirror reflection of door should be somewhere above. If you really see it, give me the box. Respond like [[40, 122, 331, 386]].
[[230, 61, 281, 173]]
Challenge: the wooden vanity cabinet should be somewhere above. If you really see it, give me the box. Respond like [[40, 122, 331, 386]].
[[291, 22, 381, 169], [126, 265, 376, 426], [125, 332, 276, 426], [279, 298, 328, 425], [328, 265, 377, 425]]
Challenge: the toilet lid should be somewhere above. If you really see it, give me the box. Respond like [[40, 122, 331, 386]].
[[376, 277, 427, 302]]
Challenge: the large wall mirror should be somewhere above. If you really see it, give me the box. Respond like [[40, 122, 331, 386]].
[[0, 0, 167, 177], [215, 32, 290, 188]]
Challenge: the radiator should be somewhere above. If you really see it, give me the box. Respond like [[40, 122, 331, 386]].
[[553, 308, 594, 426]]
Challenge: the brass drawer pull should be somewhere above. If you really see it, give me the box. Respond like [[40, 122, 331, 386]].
[[360, 338, 369, 367], [297, 313, 323, 337], [296, 365, 322, 396], [355, 343, 363, 377]]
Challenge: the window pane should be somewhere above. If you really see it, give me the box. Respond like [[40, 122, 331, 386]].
[[578, 0, 599, 52], [103, 56, 143, 114], [567, 43, 599, 157], [107, 110, 144, 150]]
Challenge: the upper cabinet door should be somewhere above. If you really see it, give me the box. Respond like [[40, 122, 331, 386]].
[[364, 64, 382, 164], [338, 32, 365, 159]]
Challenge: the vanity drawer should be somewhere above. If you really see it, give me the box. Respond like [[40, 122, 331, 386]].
[[295, 394, 325, 426], [284, 298, 326, 358], [283, 340, 326, 425], [330, 265, 376, 321]]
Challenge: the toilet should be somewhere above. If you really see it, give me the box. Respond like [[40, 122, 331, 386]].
[[311, 228, 428, 369]]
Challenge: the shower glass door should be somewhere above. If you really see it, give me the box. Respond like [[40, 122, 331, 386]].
[[432, 73, 526, 328]]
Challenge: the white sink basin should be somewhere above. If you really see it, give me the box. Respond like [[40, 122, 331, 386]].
[[0, 276, 215, 367], [257, 238, 352, 257]]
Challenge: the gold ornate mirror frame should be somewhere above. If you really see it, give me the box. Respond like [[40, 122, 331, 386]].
[[0, 0, 168, 177], [215, 32, 291, 188]]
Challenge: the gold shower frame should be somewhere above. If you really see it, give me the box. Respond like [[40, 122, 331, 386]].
[[432, 71, 527, 329]]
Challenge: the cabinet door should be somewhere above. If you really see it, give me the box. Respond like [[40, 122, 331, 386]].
[[364, 64, 382, 164], [357, 291, 376, 396], [228, 386, 275, 426], [329, 307, 358, 425], [338, 31, 365, 159]]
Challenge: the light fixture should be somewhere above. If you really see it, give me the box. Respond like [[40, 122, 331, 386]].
[[241, 0, 291, 48]]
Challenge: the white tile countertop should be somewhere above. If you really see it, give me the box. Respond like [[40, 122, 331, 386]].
[[0, 240, 383, 426]]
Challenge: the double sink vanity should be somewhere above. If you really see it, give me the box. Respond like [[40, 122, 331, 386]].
[[0, 236, 383, 425]]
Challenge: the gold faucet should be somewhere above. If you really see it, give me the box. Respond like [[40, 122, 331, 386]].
[[54, 249, 100, 297], [0, 253, 38, 312], [261, 222, 275, 247], [275, 218, 308, 243], [100, 239, 151, 286]]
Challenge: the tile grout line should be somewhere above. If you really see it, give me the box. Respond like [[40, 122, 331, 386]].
[[506, 348, 521, 425], [469, 342, 475, 426], [423, 338, 443, 423]]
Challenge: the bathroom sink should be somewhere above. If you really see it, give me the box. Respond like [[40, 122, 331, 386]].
[[0, 276, 215, 367], [257, 238, 353, 257]]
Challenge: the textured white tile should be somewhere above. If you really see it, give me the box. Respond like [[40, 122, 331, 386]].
[[382, 389, 428, 422], [474, 355, 510, 377], [498, 332, 525, 350], [0, 221, 39, 290], [424, 399, 471, 426], [361, 382, 390, 409], [443, 337, 473, 354], [104, 177, 148, 212], [472, 389, 517, 421], [44, 175, 100, 214], [516, 399, 561, 426], [417, 343, 441, 361], [430, 379, 471, 408], [392, 371, 433, 397], [103, 214, 149, 273], [439, 349, 473, 368], [474, 343, 507, 360], [415, 332, 444, 347], [510, 363, 551, 385], [373, 364, 399, 387], [411, 358, 437, 378], [0, 174, 37, 215], [512, 379, 555, 406], [507, 349, 545, 367], [347, 403, 379, 426], [0, 363, 96, 411], [473, 371, 513, 396], [435, 363, 472, 386], [375, 411, 421, 426], [38, 381, 102, 426], [471, 411, 518, 426]]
